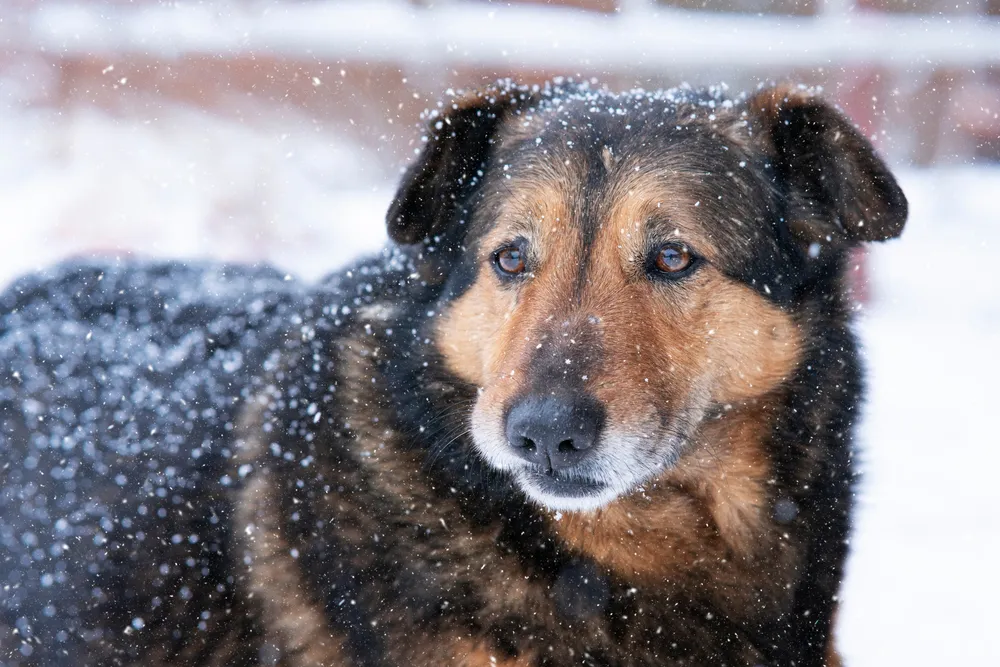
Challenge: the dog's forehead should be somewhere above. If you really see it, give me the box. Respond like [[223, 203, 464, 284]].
[[506, 84, 739, 137], [498, 89, 754, 191], [486, 93, 773, 251]]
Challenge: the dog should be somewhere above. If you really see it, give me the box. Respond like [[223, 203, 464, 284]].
[[0, 80, 907, 666]]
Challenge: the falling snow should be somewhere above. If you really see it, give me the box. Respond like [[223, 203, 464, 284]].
[[0, 255, 413, 661]]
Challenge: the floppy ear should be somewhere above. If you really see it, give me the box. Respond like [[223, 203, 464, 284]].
[[387, 87, 529, 246], [743, 85, 907, 246]]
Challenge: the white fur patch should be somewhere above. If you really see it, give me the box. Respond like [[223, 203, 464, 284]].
[[358, 304, 397, 321], [601, 145, 616, 172]]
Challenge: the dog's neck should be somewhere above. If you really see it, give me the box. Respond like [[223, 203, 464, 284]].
[[545, 394, 797, 611]]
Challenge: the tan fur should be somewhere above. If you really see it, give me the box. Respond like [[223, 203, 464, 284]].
[[666, 400, 778, 557], [436, 276, 515, 387], [745, 84, 813, 128], [600, 145, 616, 171], [236, 414, 354, 666], [448, 639, 536, 667], [549, 399, 795, 616]]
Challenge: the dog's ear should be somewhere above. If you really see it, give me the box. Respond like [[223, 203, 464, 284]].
[[387, 87, 528, 246], [743, 85, 907, 246]]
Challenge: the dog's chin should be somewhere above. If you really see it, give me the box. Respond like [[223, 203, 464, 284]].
[[513, 470, 621, 513]]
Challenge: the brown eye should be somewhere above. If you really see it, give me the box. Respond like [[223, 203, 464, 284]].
[[495, 245, 526, 276], [654, 243, 694, 275]]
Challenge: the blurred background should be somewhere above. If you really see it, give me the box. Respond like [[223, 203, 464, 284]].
[[1, 0, 998, 664]]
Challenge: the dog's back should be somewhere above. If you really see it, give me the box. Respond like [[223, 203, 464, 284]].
[[0, 260, 304, 665]]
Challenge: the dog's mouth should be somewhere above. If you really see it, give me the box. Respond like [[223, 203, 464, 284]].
[[521, 468, 607, 496], [513, 467, 616, 511]]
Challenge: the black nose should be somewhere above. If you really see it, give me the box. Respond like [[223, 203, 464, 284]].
[[505, 394, 604, 472]]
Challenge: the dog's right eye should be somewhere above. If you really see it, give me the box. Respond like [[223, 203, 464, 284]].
[[494, 243, 527, 278]]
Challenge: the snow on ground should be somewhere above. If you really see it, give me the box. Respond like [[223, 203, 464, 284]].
[[0, 102, 390, 284], [839, 168, 1000, 666], [1, 102, 998, 664]]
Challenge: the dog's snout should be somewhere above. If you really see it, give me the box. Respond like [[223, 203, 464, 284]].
[[505, 394, 604, 471]]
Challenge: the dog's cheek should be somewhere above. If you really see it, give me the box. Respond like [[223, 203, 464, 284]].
[[702, 279, 803, 402], [435, 273, 518, 387]]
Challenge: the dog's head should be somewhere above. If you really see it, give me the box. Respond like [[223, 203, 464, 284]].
[[389, 81, 906, 512]]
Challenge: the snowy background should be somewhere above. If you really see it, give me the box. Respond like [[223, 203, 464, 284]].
[[2, 1, 999, 665]]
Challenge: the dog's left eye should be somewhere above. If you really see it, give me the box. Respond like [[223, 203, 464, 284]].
[[494, 244, 527, 277], [650, 242, 698, 278]]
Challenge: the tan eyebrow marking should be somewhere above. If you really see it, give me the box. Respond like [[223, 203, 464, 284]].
[[601, 145, 617, 172]]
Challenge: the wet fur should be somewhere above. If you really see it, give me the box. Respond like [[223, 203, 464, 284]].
[[0, 81, 906, 666]]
